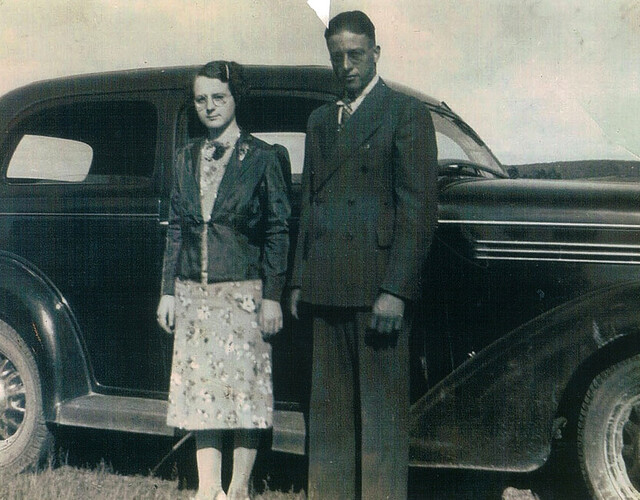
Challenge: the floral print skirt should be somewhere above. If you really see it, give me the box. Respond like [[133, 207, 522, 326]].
[[166, 279, 273, 430]]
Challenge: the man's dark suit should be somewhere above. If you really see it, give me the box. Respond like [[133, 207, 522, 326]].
[[291, 79, 438, 499]]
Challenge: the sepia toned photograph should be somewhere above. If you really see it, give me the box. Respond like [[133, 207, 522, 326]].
[[0, 1, 639, 498]]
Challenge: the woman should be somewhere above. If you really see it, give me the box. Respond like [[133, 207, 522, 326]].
[[157, 60, 291, 500]]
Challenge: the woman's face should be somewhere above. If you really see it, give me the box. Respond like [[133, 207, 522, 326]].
[[193, 76, 236, 132]]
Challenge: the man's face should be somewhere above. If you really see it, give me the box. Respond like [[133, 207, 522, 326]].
[[326, 30, 380, 98]]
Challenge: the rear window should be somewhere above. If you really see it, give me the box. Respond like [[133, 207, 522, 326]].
[[6, 100, 157, 184]]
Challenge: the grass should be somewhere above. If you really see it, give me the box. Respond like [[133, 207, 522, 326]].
[[0, 428, 306, 500], [0, 462, 182, 500], [0, 461, 306, 500]]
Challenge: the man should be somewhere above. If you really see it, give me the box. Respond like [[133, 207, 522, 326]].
[[290, 10, 438, 500]]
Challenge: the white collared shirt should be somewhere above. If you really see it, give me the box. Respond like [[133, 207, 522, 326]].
[[336, 74, 380, 124]]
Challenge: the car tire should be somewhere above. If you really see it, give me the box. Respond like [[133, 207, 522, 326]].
[[0, 320, 53, 472], [577, 354, 640, 499]]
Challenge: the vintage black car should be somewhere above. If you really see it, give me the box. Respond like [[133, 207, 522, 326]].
[[0, 65, 638, 499]]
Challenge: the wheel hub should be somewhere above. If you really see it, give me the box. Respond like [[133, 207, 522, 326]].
[[621, 401, 640, 491], [0, 354, 26, 442]]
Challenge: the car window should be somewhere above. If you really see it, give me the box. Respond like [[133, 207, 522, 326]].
[[436, 132, 470, 161], [431, 111, 502, 173], [8, 135, 93, 182], [6, 100, 157, 184], [252, 132, 305, 175]]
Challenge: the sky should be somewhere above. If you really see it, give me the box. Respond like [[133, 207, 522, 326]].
[[0, 0, 638, 165]]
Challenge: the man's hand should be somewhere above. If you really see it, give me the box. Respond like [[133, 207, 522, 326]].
[[157, 294, 175, 334], [290, 288, 302, 320], [370, 293, 405, 334], [259, 298, 283, 338]]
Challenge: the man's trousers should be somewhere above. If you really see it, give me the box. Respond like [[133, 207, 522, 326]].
[[307, 307, 410, 500]]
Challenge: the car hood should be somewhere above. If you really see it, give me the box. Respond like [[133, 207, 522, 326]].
[[439, 178, 640, 227]]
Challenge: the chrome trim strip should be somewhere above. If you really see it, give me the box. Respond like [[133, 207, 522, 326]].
[[476, 240, 640, 249], [476, 247, 640, 258], [0, 212, 157, 218], [477, 256, 640, 265], [438, 219, 640, 229]]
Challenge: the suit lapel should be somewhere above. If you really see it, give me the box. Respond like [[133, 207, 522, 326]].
[[313, 80, 389, 194]]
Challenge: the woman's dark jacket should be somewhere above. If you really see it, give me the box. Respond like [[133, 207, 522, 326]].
[[160, 131, 291, 301]]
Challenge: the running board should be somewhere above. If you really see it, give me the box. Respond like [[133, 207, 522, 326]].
[[55, 394, 305, 455]]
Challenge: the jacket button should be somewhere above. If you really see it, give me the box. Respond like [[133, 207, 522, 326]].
[[363, 143, 371, 150], [347, 198, 355, 206]]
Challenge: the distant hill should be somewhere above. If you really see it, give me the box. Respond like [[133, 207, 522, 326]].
[[506, 160, 640, 180]]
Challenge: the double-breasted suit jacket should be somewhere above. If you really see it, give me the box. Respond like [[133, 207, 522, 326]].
[[161, 132, 291, 301], [291, 79, 438, 307]]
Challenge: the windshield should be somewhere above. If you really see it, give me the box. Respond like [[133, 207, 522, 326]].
[[431, 110, 505, 177]]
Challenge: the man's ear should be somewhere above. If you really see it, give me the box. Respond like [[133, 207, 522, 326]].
[[373, 45, 381, 63]]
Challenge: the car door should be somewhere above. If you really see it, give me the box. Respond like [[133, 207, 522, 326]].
[[0, 95, 171, 394]]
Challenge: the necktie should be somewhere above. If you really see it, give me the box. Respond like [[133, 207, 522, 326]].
[[338, 101, 352, 126]]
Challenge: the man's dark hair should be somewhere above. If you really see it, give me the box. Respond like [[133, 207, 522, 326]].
[[324, 10, 376, 44], [190, 60, 247, 104]]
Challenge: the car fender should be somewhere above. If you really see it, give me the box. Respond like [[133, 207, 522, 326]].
[[0, 251, 91, 421], [410, 280, 640, 472]]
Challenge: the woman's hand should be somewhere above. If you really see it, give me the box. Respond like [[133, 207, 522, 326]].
[[259, 298, 283, 338], [157, 294, 175, 334]]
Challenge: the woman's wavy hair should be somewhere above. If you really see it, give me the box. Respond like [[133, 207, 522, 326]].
[[188, 60, 247, 105]]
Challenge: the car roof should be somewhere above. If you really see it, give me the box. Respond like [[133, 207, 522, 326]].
[[0, 64, 443, 124]]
